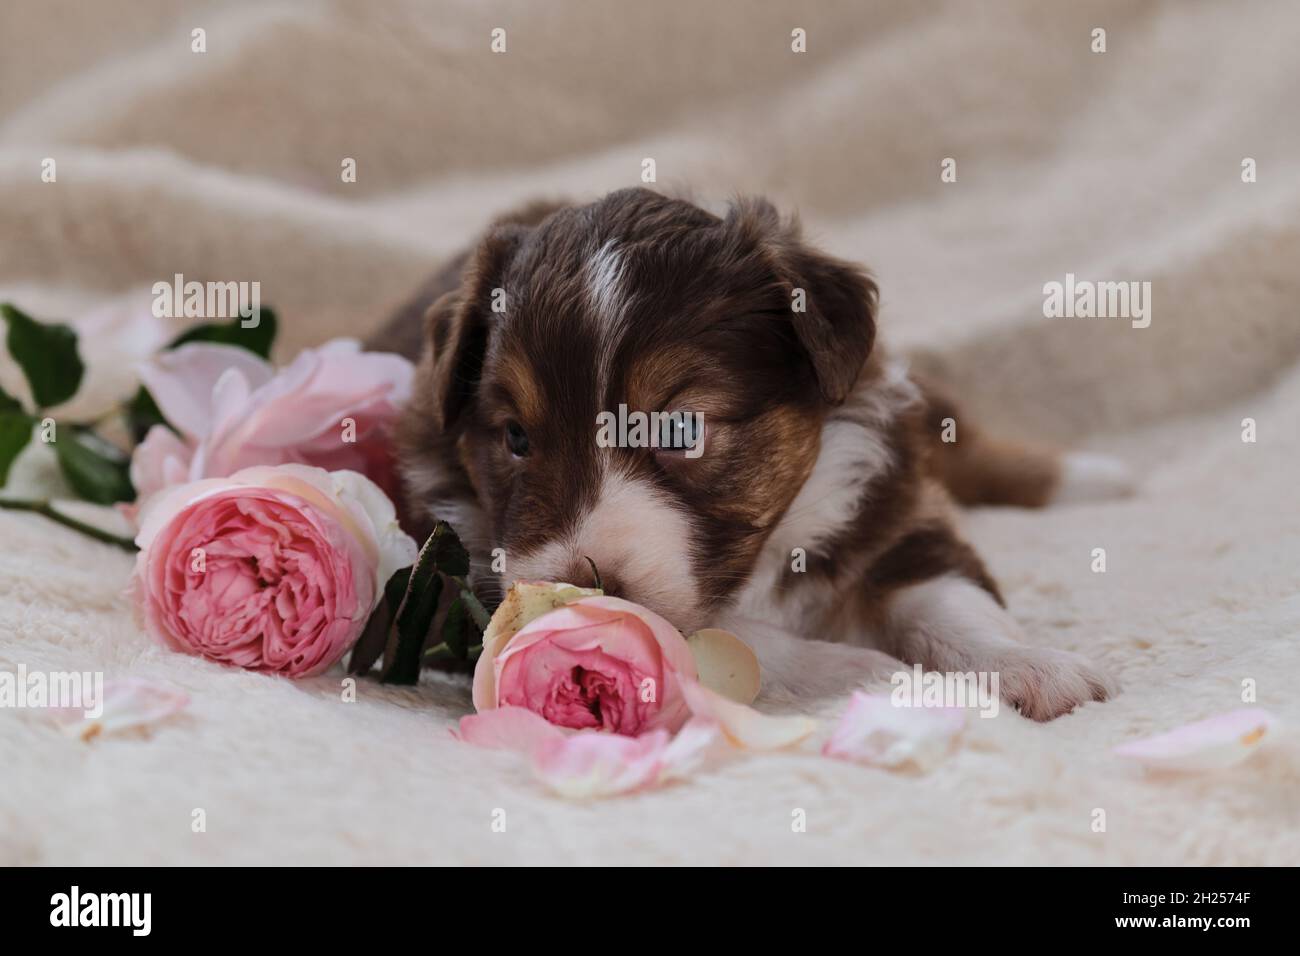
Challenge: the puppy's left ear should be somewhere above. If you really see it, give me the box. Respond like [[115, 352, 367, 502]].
[[730, 199, 878, 405], [422, 223, 529, 431]]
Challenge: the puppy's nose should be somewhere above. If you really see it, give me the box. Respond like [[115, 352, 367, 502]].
[[562, 559, 623, 598]]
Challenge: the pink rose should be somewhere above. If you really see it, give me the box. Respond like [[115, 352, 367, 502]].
[[130, 338, 412, 502], [460, 583, 817, 800], [132, 464, 417, 678], [472, 583, 699, 736]]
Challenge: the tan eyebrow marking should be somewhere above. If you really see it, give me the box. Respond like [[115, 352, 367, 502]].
[[493, 350, 547, 425]]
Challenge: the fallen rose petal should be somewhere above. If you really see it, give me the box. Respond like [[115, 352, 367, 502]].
[[457, 709, 721, 799], [1113, 708, 1280, 772], [687, 628, 761, 705], [453, 705, 566, 755], [822, 692, 965, 771], [50, 678, 189, 740], [682, 680, 817, 751], [657, 718, 723, 781], [532, 729, 672, 798]]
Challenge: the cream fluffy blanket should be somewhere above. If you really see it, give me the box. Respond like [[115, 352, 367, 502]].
[[2, 0, 1298, 865]]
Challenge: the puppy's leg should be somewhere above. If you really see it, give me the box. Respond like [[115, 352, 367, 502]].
[[872, 526, 1116, 720], [917, 377, 1135, 507], [717, 612, 901, 703]]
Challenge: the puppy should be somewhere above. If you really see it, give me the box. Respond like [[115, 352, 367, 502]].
[[370, 188, 1130, 720]]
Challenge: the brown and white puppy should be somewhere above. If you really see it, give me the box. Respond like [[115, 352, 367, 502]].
[[371, 188, 1131, 720]]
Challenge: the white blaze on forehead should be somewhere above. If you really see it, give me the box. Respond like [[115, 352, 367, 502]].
[[585, 239, 632, 393], [506, 470, 700, 626], [585, 239, 626, 320]]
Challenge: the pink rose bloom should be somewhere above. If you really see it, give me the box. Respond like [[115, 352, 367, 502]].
[[472, 586, 699, 736], [130, 339, 413, 502], [132, 464, 417, 678], [460, 582, 816, 798]]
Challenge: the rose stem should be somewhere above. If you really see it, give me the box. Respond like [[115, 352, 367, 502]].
[[0, 498, 139, 552]]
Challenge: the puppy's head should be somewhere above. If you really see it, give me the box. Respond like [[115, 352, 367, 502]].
[[407, 188, 877, 632]]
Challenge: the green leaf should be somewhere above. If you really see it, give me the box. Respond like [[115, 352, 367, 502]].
[[379, 522, 470, 683], [383, 572, 443, 684], [54, 428, 135, 504], [0, 417, 33, 488], [1, 304, 85, 409], [442, 597, 469, 659], [420, 597, 475, 672], [168, 307, 277, 359], [425, 519, 470, 578], [125, 386, 168, 444], [0, 385, 34, 487], [380, 525, 450, 682], [353, 521, 486, 681], [348, 566, 411, 675], [450, 576, 491, 631]]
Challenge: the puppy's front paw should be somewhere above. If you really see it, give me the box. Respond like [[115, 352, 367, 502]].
[[993, 646, 1117, 721]]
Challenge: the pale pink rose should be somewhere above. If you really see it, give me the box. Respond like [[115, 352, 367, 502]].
[[131, 338, 412, 502], [531, 719, 720, 799], [1113, 708, 1280, 772], [50, 678, 189, 741], [132, 464, 417, 678], [472, 590, 699, 736], [822, 692, 965, 771]]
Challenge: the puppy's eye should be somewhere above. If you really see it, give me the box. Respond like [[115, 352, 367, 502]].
[[504, 420, 530, 457], [656, 413, 706, 456], [664, 415, 700, 450]]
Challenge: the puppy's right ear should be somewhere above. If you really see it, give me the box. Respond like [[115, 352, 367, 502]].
[[423, 224, 527, 431]]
